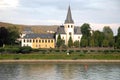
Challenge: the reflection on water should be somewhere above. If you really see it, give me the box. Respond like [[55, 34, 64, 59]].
[[0, 63, 120, 80]]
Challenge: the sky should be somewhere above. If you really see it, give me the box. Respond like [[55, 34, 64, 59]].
[[0, 0, 120, 35]]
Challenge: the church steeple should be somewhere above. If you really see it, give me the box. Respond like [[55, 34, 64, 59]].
[[64, 5, 74, 24]]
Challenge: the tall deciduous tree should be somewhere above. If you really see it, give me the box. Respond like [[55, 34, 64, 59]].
[[80, 35, 88, 47], [116, 27, 120, 48], [80, 23, 91, 46], [0, 26, 20, 47], [94, 30, 104, 47], [0, 27, 9, 47], [103, 26, 114, 47], [68, 36, 73, 48]]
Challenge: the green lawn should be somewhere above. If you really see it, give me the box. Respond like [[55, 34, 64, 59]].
[[0, 53, 120, 60]]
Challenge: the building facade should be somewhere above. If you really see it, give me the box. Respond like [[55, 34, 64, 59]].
[[56, 6, 82, 45], [21, 34, 55, 49]]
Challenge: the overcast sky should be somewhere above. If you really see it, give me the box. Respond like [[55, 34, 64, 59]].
[[0, 0, 120, 35]]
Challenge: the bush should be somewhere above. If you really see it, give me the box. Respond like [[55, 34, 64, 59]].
[[0, 48, 4, 53], [19, 46, 32, 53]]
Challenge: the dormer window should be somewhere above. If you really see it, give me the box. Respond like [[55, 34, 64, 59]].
[[71, 25, 73, 28]]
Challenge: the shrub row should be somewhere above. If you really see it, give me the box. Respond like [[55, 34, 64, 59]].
[[0, 47, 120, 54], [0, 46, 32, 54]]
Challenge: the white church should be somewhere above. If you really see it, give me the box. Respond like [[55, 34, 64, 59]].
[[56, 6, 82, 45]]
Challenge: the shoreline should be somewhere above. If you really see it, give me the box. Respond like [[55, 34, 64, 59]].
[[0, 59, 120, 63]]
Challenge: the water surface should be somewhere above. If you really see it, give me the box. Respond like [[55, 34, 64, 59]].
[[0, 63, 120, 80]]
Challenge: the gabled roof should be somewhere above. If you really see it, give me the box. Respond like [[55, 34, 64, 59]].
[[74, 27, 82, 34], [23, 33, 54, 39], [56, 25, 66, 34], [64, 5, 74, 24]]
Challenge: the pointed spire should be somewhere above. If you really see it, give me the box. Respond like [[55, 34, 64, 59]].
[[64, 5, 74, 24]]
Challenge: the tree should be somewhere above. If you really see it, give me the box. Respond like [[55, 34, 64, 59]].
[[93, 30, 104, 47], [103, 26, 114, 47], [0, 26, 20, 47], [81, 23, 91, 46], [90, 35, 95, 47], [7, 26, 20, 44], [0, 27, 9, 47], [80, 35, 88, 47], [68, 36, 73, 48], [56, 34, 65, 48], [81, 23, 91, 36], [116, 27, 120, 48], [73, 40, 80, 48], [56, 34, 62, 47]]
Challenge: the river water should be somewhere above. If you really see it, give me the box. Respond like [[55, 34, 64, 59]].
[[0, 62, 120, 80]]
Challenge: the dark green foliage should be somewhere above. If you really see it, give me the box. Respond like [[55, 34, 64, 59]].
[[0, 26, 19, 47], [80, 35, 88, 47], [81, 23, 91, 36], [73, 40, 80, 48], [56, 34, 65, 48], [19, 46, 32, 53], [103, 26, 114, 47], [68, 36, 73, 47], [80, 23, 91, 47], [0, 27, 9, 47], [116, 27, 120, 48], [93, 31, 104, 47]]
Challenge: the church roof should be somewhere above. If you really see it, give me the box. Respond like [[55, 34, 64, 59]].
[[56, 26, 81, 34], [23, 33, 54, 39], [56, 25, 66, 34], [74, 27, 82, 34], [64, 6, 74, 24]]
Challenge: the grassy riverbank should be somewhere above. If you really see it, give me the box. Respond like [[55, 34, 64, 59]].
[[0, 53, 120, 60]]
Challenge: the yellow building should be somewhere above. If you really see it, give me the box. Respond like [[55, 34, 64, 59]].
[[21, 33, 55, 48]]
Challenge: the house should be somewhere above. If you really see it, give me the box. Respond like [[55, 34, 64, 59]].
[[21, 33, 55, 48], [56, 6, 82, 45]]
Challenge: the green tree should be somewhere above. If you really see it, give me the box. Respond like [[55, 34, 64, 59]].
[[116, 27, 120, 48], [94, 30, 104, 47], [73, 40, 80, 48], [68, 36, 73, 48], [81, 23, 91, 46], [90, 35, 95, 47], [103, 26, 114, 47], [81, 23, 91, 36], [0, 27, 9, 47], [80, 35, 88, 47], [56, 34, 62, 47], [56, 34, 65, 48], [7, 26, 20, 44]]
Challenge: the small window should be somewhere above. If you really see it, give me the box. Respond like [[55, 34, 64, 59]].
[[69, 32, 71, 35], [78, 36, 80, 39], [42, 40, 44, 43], [51, 40, 53, 43], [48, 40, 50, 43], [45, 40, 47, 43], [39, 40, 41, 43], [24, 39, 25, 42], [62, 37, 64, 39], [71, 25, 73, 28]]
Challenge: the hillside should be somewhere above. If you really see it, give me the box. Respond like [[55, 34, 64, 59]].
[[0, 22, 58, 33]]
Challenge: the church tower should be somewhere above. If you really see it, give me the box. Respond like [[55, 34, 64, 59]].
[[64, 5, 74, 45]]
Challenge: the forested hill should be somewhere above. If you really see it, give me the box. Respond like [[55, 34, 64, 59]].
[[0, 22, 58, 33]]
